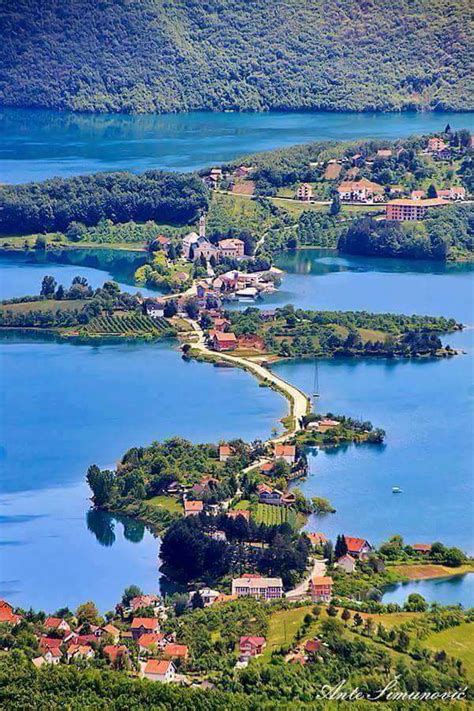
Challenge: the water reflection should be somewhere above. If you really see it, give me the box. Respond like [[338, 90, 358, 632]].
[[86, 508, 146, 547]]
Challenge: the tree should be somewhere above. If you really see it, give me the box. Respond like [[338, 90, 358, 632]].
[[55, 285, 65, 300], [341, 608, 351, 626], [353, 613, 363, 627], [330, 193, 341, 216], [34, 235, 46, 250], [40, 275, 57, 297], [427, 184, 438, 198], [405, 593, 427, 612], [184, 298, 199, 320], [164, 300, 177, 318], [335, 534, 347, 559], [326, 605, 338, 617], [323, 540, 334, 564], [86, 465, 114, 507], [122, 585, 142, 606], [76, 601, 100, 626], [191, 590, 204, 609]]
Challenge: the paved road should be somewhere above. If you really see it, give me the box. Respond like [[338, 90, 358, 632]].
[[187, 320, 310, 437], [286, 558, 327, 600]]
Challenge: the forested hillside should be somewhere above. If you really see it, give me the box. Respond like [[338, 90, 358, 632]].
[[0, 0, 472, 114]]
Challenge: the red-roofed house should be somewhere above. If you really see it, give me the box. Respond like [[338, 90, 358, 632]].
[[427, 137, 447, 153], [411, 189, 426, 200], [343, 536, 373, 560], [143, 659, 176, 682], [412, 543, 432, 555], [274, 444, 296, 464], [42, 647, 63, 664], [0, 606, 21, 626], [131, 617, 160, 640], [310, 576, 334, 603], [219, 444, 233, 462], [337, 178, 384, 203], [307, 532, 328, 547], [184, 500, 204, 517], [212, 331, 238, 351], [260, 461, 274, 474], [67, 644, 95, 661], [163, 643, 189, 661], [239, 636, 267, 657], [129, 594, 160, 613], [304, 638, 322, 654], [101, 623, 121, 643], [218, 239, 245, 259], [44, 617, 71, 634], [39, 636, 62, 654], [103, 645, 129, 664], [237, 334, 266, 351], [138, 633, 166, 654]]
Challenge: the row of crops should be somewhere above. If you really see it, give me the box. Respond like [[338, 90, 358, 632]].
[[83, 312, 174, 337], [253, 503, 297, 529]]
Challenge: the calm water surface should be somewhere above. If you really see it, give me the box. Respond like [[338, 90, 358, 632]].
[[1, 247, 473, 609], [1, 108, 472, 183], [382, 575, 474, 608]]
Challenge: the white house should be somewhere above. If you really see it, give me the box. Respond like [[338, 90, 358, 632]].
[[336, 554, 357, 573], [142, 659, 176, 682]]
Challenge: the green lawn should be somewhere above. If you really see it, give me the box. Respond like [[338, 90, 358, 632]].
[[233, 500, 250, 510], [146, 495, 183, 514], [0, 299, 88, 313], [423, 623, 474, 679], [262, 605, 314, 660]]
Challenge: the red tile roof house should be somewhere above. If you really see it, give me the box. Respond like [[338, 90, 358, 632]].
[[343, 536, 373, 560], [309, 576, 334, 603], [304, 638, 322, 655], [138, 633, 167, 655], [131, 617, 160, 640], [184, 499, 204, 517], [260, 461, 274, 475], [412, 543, 432, 555], [101, 623, 121, 643], [163, 643, 189, 662], [39, 636, 63, 655], [67, 644, 95, 661], [212, 331, 238, 351], [219, 444, 233, 462], [0, 601, 22, 626], [103, 645, 129, 665], [307, 532, 328, 547], [274, 444, 296, 465], [143, 659, 176, 683], [239, 636, 267, 657], [44, 616, 71, 634]]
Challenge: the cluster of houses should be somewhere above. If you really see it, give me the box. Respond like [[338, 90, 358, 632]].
[[182, 214, 246, 264], [197, 267, 278, 304], [202, 165, 256, 196], [0, 594, 194, 684], [295, 136, 468, 221]]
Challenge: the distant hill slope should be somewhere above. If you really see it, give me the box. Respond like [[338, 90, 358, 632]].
[[0, 0, 472, 114]]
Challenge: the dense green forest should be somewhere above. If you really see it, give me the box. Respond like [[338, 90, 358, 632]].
[[338, 205, 474, 261], [0, 171, 208, 235], [0, 0, 472, 114]]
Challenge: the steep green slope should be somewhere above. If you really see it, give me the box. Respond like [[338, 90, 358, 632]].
[[0, 0, 472, 114]]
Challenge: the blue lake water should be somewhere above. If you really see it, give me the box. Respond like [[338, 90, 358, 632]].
[[382, 575, 474, 608], [1, 249, 473, 609], [1, 107, 472, 183]]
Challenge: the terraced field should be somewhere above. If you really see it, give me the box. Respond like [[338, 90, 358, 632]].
[[82, 312, 174, 337]]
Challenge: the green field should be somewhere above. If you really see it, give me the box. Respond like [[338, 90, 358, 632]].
[[0, 299, 87, 314], [261, 605, 314, 660], [146, 495, 183, 514], [82, 313, 173, 337], [423, 623, 474, 678]]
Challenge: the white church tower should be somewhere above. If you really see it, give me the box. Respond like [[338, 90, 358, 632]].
[[199, 213, 206, 239]]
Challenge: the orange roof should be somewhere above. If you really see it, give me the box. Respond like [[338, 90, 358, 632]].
[[68, 644, 93, 656], [274, 444, 296, 456], [44, 616, 68, 629], [0, 600, 12, 610], [184, 500, 203, 513], [226, 509, 250, 521], [103, 644, 128, 661], [219, 238, 244, 248], [311, 576, 333, 586], [138, 633, 165, 648], [131, 617, 159, 630], [0, 607, 21, 625], [344, 536, 369, 552], [219, 444, 232, 455], [412, 543, 432, 551], [102, 623, 120, 636], [144, 659, 173, 675], [214, 593, 238, 603], [240, 636, 266, 647], [214, 331, 237, 343], [163, 643, 188, 659]]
